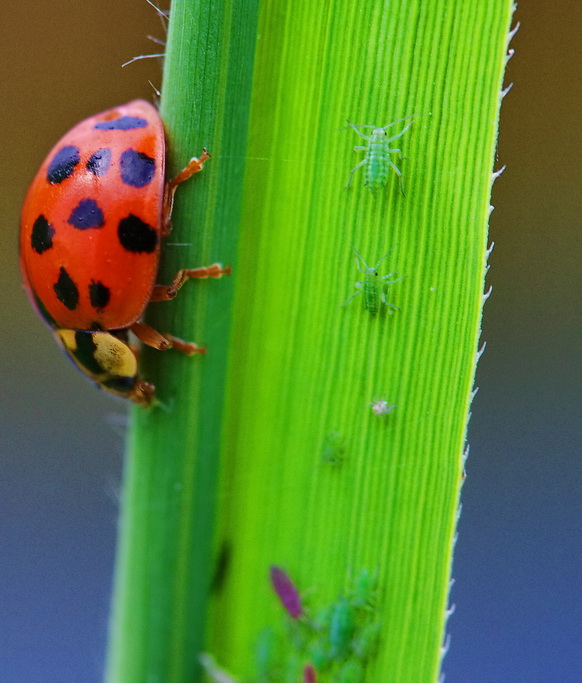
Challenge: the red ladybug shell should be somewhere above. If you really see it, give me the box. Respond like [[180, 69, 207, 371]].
[[20, 100, 165, 330]]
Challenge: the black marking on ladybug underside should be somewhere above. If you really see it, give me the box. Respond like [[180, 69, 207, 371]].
[[54, 267, 79, 310], [118, 214, 157, 253], [103, 375, 136, 394], [68, 199, 105, 230], [47, 145, 80, 184], [72, 331, 104, 376], [94, 116, 148, 131], [120, 149, 156, 188], [31, 214, 55, 254], [109, 329, 129, 342], [86, 148, 112, 176], [89, 280, 110, 310]]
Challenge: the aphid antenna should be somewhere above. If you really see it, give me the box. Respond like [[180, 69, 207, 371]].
[[379, 112, 422, 131], [373, 250, 392, 269], [122, 53, 165, 68], [342, 120, 377, 130], [343, 113, 421, 131], [350, 246, 373, 275]]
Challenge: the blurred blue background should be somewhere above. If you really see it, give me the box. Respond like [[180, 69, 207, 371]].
[[1, 1, 580, 681]]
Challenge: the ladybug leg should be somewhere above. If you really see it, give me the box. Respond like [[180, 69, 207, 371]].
[[128, 381, 156, 407], [162, 149, 211, 236], [150, 263, 232, 302], [130, 321, 207, 355]]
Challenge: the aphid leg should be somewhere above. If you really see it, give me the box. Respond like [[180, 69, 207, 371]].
[[341, 290, 362, 307], [162, 149, 211, 235], [380, 274, 405, 285], [150, 263, 232, 302], [380, 293, 400, 310], [130, 321, 206, 355], [344, 160, 366, 189], [388, 160, 405, 196], [353, 145, 368, 152]]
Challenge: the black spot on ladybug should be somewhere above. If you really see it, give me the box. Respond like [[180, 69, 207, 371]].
[[118, 214, 157, 253], [120, 149, 156, 188], [31, 214, 55, 254], [89, 280, 110, 310], [68, 199, 105, 230], [54, 267, 79, 310], [47, 145, 80, 184], [86, 148, 112, 176], [94, 116, 148, 131], [73, 331, 103, 375]]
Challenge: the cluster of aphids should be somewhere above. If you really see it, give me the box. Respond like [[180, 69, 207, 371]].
[[341, 115, 418, 318], [256, 566, 382, 682]]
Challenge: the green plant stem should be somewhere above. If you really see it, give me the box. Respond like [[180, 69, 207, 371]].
[[105, 1, 258, 681], [106, 0, 514, 681]]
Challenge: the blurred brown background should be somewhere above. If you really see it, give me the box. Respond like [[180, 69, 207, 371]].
[[1, 1, 580, 681]]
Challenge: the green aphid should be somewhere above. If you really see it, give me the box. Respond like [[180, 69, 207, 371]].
[[328, 599, 355, 660], [322, 431, 347, 466], [344, 115, 418, 195], [348, 568, 378, 610], [342, 248, 404, 315]]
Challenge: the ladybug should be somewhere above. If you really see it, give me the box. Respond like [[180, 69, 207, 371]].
[[20, 99, 230, 406]]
